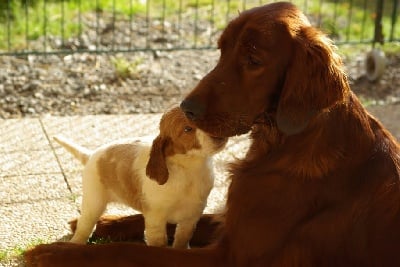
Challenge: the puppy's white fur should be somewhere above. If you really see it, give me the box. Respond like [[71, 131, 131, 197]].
[[54, 108, 227, 248]]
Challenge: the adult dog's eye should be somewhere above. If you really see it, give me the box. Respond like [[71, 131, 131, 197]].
[[247, 54, 262, 66], [184, 126, 193, 133]]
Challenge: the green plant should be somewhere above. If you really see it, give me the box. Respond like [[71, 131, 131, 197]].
[[88, 236, 113, 244], [10, 245, 26, 257], [0, 238, 45, 262], [0, 250, 7, 261], [359, 96, 378, 107], [111, 56, 143, 79], [69, 192, 79, 203]]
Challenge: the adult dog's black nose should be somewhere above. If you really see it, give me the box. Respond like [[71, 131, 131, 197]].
[[180, 99, 205, 121]]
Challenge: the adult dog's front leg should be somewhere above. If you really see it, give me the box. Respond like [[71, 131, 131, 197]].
[[25, 241, 224, 267]]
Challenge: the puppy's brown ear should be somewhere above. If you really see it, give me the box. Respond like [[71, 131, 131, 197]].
[[146, 136, 169, 185], [276, 26, 347, 135]]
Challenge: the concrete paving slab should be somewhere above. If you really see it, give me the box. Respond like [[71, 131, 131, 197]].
[[0, 198, 79, 252], [41, 114, 162, 147], [62, 171, 82, 197], [0, 174, 69, 204], [0, 150, 59, 177], [0, 119, 49, 152], [53, 147, 86, 173]]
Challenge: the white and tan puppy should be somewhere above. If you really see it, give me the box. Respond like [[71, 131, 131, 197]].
[[54, 107, 227, 248]]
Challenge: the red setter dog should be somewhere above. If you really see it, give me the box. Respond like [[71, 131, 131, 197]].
[[26, 2, 400, 266]]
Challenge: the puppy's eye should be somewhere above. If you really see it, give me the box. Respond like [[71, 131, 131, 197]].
[[184, 126, 193, 133]]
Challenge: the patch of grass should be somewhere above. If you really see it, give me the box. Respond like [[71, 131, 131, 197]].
[[380, 42, 400, 54], [338, 42, 400, 60], [88, 236, 113, 244], [359, 96, 380, 107], [111, 55, 144, 79], [69, 192, 79, 203], [0, 239, 45, 262], [0, 250, 7, 261], [10, 246, 26, 257]]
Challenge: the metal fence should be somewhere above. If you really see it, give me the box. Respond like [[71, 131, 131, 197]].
[[0, 0, 399, 56]]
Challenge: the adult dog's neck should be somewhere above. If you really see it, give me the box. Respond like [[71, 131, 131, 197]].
[[246, 92, 378, 179]]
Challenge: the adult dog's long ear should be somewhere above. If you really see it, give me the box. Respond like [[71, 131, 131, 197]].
[[276, 26, 347, 135], [146, 136, 170, 185]]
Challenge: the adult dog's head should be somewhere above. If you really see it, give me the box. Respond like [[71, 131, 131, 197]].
[[181, 2, 349, 137]]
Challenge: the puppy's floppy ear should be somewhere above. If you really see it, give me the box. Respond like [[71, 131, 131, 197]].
[[146, 136, 170, 185], [276, 26, 346, 135]]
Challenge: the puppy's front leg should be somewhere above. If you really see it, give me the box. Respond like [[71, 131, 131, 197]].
[[173, 219, 198, 249], [144, 214, 168, 247]]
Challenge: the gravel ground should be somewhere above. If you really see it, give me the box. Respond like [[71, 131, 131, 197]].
[[1, 50, 399, 117], [0, 50, 218, 118]]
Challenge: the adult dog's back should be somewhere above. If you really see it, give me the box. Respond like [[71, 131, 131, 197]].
[[26, 2, 400, 266]]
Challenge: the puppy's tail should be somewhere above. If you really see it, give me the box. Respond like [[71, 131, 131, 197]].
[[53, 135, 91, 165]]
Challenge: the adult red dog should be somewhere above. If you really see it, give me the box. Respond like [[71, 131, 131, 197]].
[[26, 2, 400, 266]]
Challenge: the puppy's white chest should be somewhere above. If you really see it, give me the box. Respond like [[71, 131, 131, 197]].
[[142, 165, 213, 223]]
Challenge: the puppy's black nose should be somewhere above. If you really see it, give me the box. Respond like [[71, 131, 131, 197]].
[[180, 99, 205, 121]]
